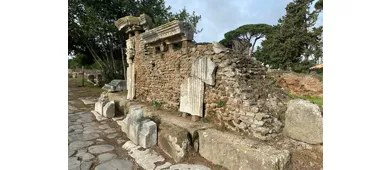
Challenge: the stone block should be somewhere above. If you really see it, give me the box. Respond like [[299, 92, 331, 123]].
[[138, 120, 157, 148], [283, 99, 323, 144], [95, 100, 108, 115], [199, 129, 291, 170], [140, 20, 194, 45], [212, 42, 227, 54], [179, 77, 204, 117], [191, 57, 217, 85], [158, 123, 190, 163], [127, 107, 143, 144], [102, 101, 115, 118], [118, 107, 157, 148], [102, 80, 127, 92]]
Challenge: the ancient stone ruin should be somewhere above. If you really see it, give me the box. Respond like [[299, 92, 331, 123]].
[[84, 14, 324, 169], [113, 14, 290, 140]]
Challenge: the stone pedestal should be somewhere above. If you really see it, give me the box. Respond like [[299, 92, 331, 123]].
[[138, 120, 157, 148], [119, 107, 157, 148], [94, 93, 109, 115]]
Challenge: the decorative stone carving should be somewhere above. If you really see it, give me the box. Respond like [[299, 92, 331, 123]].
[[191, 57, 217, 86], [140, 20, 194, 47], [102, 80, 127, 92], [126, 37, 136, 62], [114, 14, 153, 34], [179, 77, 204, 117]]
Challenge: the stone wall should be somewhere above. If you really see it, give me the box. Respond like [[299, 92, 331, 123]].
[[132, 42, 288, 140], [114, 15, 290, 140]]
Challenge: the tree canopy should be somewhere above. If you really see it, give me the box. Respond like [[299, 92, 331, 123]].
[[253, 0, 323, 72], [219, 24, 272, 58], [68, 0, 202, 81]]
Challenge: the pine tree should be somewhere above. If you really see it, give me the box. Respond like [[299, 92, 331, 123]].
[[255, 0, 322, 72]]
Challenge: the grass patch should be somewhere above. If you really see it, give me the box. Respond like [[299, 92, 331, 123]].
[[217, 101, 226, 107], [301, 96, 323, 106], [152, 100, 162, 107], [288, 93, 323, 107], [69, 77, 104, 93], [202, 118, 211, 123], [216, 164, 224, 168]]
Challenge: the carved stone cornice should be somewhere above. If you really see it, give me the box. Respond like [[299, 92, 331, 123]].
[[140, 20, 194, 47], [114, 14, 153, 34]]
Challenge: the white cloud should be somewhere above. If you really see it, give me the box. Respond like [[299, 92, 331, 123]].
[[165, 0, 323, 43]]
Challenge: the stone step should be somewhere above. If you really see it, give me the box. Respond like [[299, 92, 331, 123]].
[[102, 84, 114, 91], [198, 129, 291, 170]]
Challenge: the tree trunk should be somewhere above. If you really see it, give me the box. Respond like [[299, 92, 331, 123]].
[[81, 66, 84, 87], [121, 46, 127, 80], [249, 37, 260, 59]]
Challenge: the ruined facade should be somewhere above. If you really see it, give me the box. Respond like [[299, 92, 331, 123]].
[[115, 14, 288, 140]]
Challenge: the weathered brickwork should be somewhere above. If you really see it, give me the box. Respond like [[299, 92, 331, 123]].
[[132, 42, 287, 140], [115, 15, 289, 140]]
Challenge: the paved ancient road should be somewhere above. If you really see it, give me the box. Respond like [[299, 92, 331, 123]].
[[68, 79, 142, 170], [68, 80, 213, 170], [68, 111, 139, 170]]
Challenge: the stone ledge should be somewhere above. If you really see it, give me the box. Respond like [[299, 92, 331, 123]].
[[198, 128, 291, 170], [129, 102, 214, 137], [158, 122, 191, 163]]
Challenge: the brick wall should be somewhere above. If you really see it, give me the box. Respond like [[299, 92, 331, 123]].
[[132, 41, 288, 140]]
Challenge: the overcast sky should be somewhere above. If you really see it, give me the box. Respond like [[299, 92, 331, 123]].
[[165, 0, 323, 43]]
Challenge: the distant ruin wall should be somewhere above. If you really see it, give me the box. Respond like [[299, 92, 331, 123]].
[[133, 43, 288, 140]]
